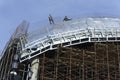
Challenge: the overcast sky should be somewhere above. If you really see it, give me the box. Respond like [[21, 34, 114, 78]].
[[0, 0, 120, 51]]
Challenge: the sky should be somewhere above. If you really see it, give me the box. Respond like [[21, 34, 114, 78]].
[[0, 0, 120, 52]]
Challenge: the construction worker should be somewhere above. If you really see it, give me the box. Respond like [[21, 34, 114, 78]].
[[63, 16, 72, 21], [48, 14, 54, 24]]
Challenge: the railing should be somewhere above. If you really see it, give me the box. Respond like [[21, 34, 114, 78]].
[[20, 27, 120, 62]]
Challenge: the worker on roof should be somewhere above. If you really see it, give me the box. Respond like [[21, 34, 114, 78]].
[[63, 16, 72, 21], [48, 14, 54, 24]]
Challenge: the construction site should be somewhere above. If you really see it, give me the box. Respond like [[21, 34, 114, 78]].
[[0, 18, 120, 80]]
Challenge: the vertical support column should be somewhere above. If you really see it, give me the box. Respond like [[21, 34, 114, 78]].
[[41, 53, 45, 80], [55, 45, 59, 80], [94, 43, 98, 80], [82, 49, 85, 80], [0, 53, 8, 80], [0, 46, 15, 80], [30, 58, 39, 80], [7, 47, 15, 79], [3, 48, 11, 79], [106, 43, 110, 80], [0, 57, 4, 79], [69, 47, 72, 80], [22, 64, 26, 80], [117, 42, 120, 80]]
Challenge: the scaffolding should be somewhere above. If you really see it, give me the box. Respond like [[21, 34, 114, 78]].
[[0, 43, 17, 80], [38, 42, 120, 80], [0, 20, 29, 80]]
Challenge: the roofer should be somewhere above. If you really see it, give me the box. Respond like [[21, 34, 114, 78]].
[[48, 14, 54, 24], [63, 16, 72, 21]]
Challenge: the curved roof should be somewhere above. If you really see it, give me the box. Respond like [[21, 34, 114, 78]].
[[21, 17, 120, 62], [28, 17, 120, 42]]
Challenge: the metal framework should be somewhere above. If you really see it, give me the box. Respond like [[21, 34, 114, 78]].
[[38, 42, 120, 80], [1, 18, 120, 80], [0, 20, 29, 80], [21, 27, 120, 62], [0, 41, 18, 80]]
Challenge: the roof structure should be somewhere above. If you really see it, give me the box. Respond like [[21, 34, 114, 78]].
[[20, 17, 120, 62], [28, 18, 120, 42]]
